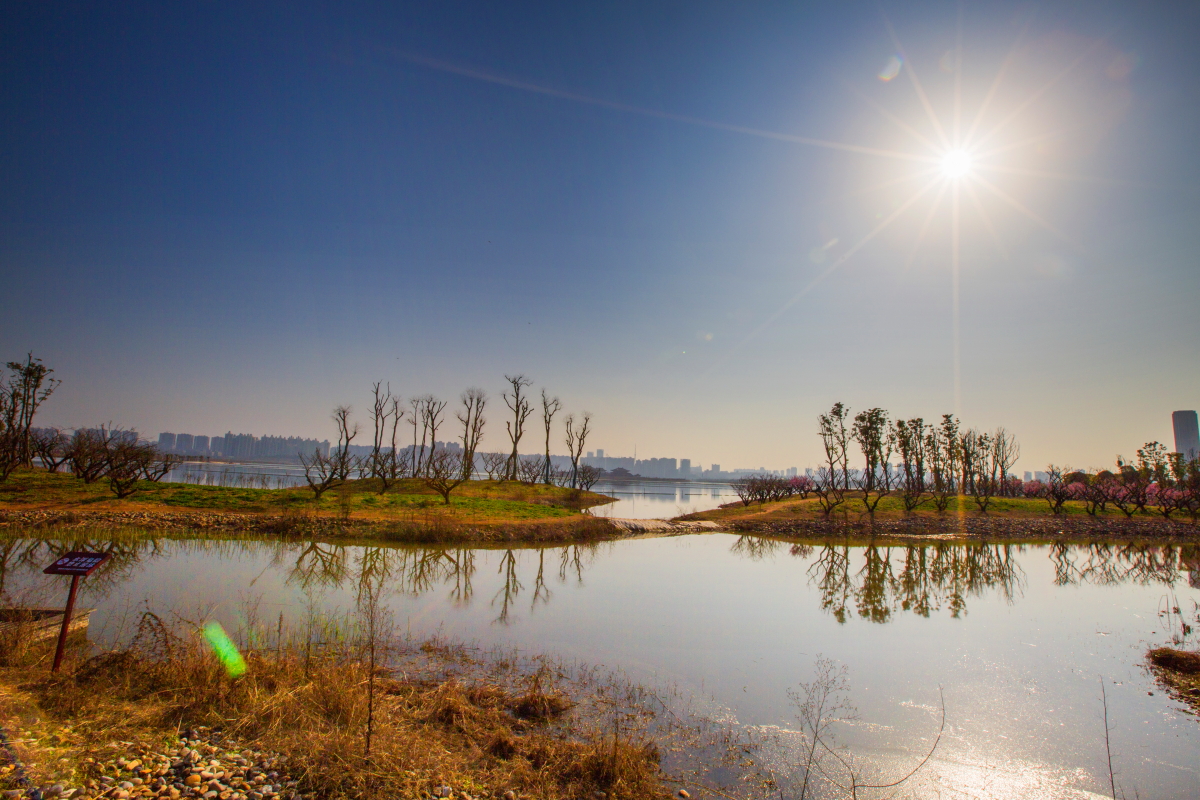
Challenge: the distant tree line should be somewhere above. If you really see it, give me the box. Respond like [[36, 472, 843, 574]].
[[730, 402, 1200, 522], [298, 374, 599, 503], [804, 402, 1021, 516], [0, 354, 181, 498], [1022, 444, 1200, 521]]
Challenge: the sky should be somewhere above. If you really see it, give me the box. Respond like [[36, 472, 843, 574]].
[[2, 0, 1199, 473]]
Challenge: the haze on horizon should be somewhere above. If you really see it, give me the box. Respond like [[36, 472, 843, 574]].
[[3, 1, 1198, 474]]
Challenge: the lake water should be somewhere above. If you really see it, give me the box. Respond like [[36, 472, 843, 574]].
[[586, 480, 737, 518], [3, 534, 1198, 799], [164, 462, 737, 519]]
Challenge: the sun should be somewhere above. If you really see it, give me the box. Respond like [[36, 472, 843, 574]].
[[940, 149, 974, 179]]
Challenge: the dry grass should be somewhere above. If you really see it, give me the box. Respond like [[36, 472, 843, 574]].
[[0, 615, 667, 800], [1147, 647, 1200, 715]]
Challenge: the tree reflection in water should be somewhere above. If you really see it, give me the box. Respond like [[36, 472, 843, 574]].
[[270, 541, 600, 625], [729, 536, 1033, 622], [2, 535, 1197, 629], [1049, 542, 1198, 587], [735, 539, 1200, 623]]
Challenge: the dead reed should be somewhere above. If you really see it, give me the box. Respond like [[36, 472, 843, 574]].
[[0, 611, 666, 800]]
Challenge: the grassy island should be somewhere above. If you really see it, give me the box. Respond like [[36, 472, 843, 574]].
[[0, 470, 621, 544]]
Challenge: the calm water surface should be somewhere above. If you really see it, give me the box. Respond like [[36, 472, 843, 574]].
[[4, 534, 1198, 799]]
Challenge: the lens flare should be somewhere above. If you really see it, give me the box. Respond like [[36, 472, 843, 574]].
[[941, 149, 973, 179], [203, 621, 247, 677]]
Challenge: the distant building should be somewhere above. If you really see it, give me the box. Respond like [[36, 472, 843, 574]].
[[680, 458, 691, 476], [158, 432, 176, 450], [596, 449, 604, 458], [787, 467, 798, 477], [175, 433, 195, 452], [193, 435, 210, 453], [1024, 471, 1033, 482], [1035, 471, 1048, 482], [1173, 410, 1200, 460]]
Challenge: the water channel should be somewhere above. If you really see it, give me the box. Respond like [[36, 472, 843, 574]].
[[3, 534, 1198, 798]]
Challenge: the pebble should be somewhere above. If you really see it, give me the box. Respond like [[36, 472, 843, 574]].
[[502, 792, 515, 800], [14, 729, 301, 800], [679, 791, 691, 799]]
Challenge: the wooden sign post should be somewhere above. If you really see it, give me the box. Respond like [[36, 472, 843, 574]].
[[43, 552, 110, 672]]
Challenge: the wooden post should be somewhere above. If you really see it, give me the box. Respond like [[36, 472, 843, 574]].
[[51, 574, 81, 673]]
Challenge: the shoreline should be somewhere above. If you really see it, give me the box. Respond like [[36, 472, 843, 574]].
[[718, 514, 1200, 542], [2, 505, 1200, 544]]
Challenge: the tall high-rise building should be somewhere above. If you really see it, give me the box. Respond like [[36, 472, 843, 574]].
[[157, 432, 176, 450], [680, 458, 691, 477], [1174, 410, 1200, 460], [193, 435, 210, 453], [175, 433, 195, 452]]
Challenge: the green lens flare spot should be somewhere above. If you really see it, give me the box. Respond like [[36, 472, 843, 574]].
[[203, 621, 247, 677]]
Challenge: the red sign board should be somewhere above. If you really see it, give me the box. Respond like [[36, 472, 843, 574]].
[[44, 552, 110, 577]]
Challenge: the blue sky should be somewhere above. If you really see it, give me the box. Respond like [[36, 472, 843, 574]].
[[3, 1, 1199, 471]]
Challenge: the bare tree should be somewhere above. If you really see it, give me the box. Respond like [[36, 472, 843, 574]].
[[422, 449, 467, 504], [97, 428, 159, 499], [576, 464, 602, 491], [408, 395, 425, 476], [564, 411, 591, 489], [299, 448, 340, 499], [926, 414, 960, 512], [818, 403, 851, 491], [503, 374, 533, 481], [456, 388, 487, 481], [31, 427, 71, 473], [894, 418, 928, 512], [376, 395, 405, 493], [517, 455, 543, 485], [421, 396, 448, 477], [68, 428, 110, 483], [992, 427, 1020, 487], [540, 389, 562, 485], [138, 448, 180, 482], [480, 451, 507, 481], [962, 428, 998, 513], [1043, 465, 1070, 514], [331, 405, 360, 481], [406, 395, 447, 477], [300, 406, 360, 499], [366, 382, 403, 490], [852, 408, 894, 514], [0, 354, 61, 479], [813, 403, 852, 515]]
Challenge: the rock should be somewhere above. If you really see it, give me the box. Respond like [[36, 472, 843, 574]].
[[186, 775, 203, 787], [502, 792, 516, 800], [436, 787, 453, 799], [678, 792, 690, 799], [119, 782, 135, 790]]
